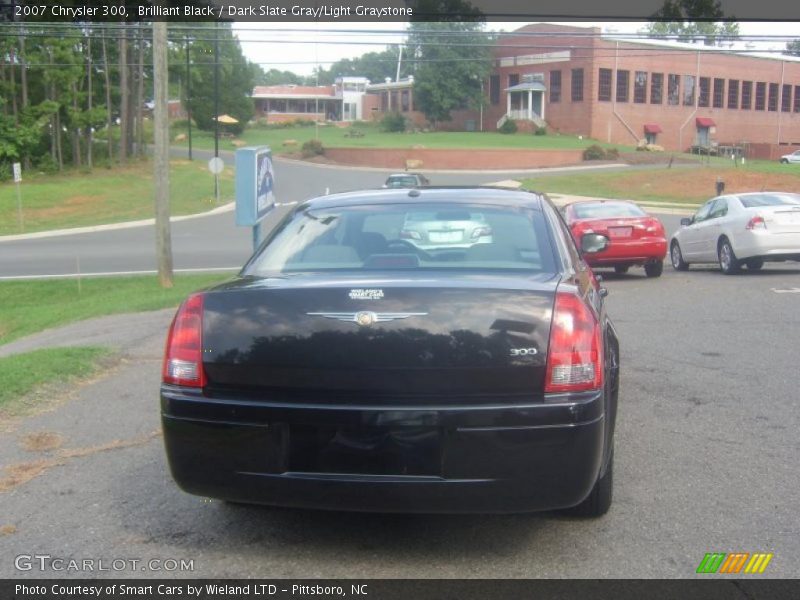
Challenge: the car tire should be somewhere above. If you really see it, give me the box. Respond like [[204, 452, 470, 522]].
[[718, 238, 741, 275], [614, 265, 629, 274], [781, 159, 789, 164], [644, 260, 663, 278], [746, 258, 764, 271], [670, 241, 689, 271], [565, 448, 613, 518]]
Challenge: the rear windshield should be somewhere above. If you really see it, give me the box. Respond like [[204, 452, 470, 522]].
[[386, 176, 418, 187], [244, 203, 556, 275], [572, 202, 645, 219], [739, 194, 800, 208]]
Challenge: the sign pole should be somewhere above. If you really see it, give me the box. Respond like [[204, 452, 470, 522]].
[[13, 162, 23, 231]]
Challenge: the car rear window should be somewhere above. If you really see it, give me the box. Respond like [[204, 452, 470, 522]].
[[244, 203, 556, 275], [572, 202, 646, 219], [739, 194, 800, 208], [386, 176, 418, 187]]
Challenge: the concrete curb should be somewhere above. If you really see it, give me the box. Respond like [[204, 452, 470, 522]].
[[275, 155, 631, 175], [0, 202, 235, 243]]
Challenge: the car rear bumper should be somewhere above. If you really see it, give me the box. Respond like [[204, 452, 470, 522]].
[[733, 231, 800, 260], [585, 238, 666, 266], [161, 387, 606, 513]]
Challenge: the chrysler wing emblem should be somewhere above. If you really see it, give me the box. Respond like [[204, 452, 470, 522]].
[[307, 311, 427, 326]]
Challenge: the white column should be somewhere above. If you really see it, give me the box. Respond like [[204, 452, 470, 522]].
[[540, 92, 545, 121], [506, 91, 511, 117], [528, 90, 533, 120]]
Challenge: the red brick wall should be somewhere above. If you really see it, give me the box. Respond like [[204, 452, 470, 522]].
[[747, 143, 800, 160], [323, 148, 584, 169]]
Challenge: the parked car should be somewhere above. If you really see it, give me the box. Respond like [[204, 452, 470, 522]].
[[779, 150, 800, 164], [161, 187, 620, 515], [670, 192, 800, 274], [383, 173, 430, 188], [400, 209, 493, 251], [562, 200, 667, 277]]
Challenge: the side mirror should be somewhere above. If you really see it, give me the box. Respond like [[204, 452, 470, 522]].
[[580, 233, 609, 254], [680, 217, 692, 227]]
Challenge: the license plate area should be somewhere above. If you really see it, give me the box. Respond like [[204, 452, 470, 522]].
[[608, 227, 633, 238], [287, 425, 443, 476], [429, 230, 463, 243]]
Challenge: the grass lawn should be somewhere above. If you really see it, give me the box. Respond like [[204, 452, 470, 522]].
[[522, 163, 800, 206], [0, 273, 232, 346], [0, 347, 109, 411], [172, 121, 630, 154], [0, 159, 233, 235]]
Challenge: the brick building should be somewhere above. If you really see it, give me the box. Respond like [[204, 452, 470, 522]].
[[480, 23, 800, 152]]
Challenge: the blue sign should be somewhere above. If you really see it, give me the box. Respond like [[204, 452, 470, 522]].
[[235, 146, 275, 226]]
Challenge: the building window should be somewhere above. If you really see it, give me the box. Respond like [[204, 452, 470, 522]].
[[668, 74, 680, 106], [741, 81, 752, 110], [755, 82, 766, 110], [550, 70, 562, 103], [713, 78, 724, 108], [795, 85, 800, 112], [634, 71, 647, 103], [781, 84, 792, 112], [401, 90, 410, 112], [571, 68, 584, 102], [508, 74, 519, 88], [616, 69, 629, 102], [768, 83, 779, 111], [598, 68, 612, 102], [683, 75, 695, 106], [489, 75, 500, 105], [727, 80, 739, 109], [698, 77, 710, 107], [650, 73, 663, 104]]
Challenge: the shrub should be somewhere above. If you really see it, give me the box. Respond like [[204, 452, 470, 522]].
[[381, 112, 405, 133], [35, 154, 59, 174], [534, 126, 547, 136], [498, 119, 518, 134], [605, 147, 620, 160], [582, 144, 607, 161], [300, 139, 324, 158]]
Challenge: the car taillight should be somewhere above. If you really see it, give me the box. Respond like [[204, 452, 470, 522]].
[[400, 230, 422, 240], [545, 291, 603, 393], [645, 218, 663, 234], [162, 293, 206, 388], [471, 226, 492, 239], [746, 216, 766, 230]]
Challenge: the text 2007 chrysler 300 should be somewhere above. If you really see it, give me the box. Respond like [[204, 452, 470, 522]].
[[161, 187, 620, 515]]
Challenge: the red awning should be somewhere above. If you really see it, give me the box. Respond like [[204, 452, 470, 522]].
[[644, 123, 662, 134], [696, 117, 716, 128]]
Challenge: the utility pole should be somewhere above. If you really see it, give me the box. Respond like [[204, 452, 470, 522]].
[[185, 35, 192, 161], [153, 21, 174, 288], [214, 22, 220, 202]]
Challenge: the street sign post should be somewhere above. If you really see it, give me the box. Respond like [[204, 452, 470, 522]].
[[235, 147, 275, 250], [12, 162, 23, 231], [208, 157, 224, 204]]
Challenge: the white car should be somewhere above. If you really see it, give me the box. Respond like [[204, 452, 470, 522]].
[[779, 150, 800, 164], [670, 192, 800, 274]]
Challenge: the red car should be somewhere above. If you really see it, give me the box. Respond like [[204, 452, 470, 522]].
[[563, 200, 667, 277]]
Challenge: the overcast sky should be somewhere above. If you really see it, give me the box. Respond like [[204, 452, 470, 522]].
[[234, 21, 800, 77]]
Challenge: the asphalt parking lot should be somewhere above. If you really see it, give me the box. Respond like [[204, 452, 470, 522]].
[[1, 255, 798, 579]]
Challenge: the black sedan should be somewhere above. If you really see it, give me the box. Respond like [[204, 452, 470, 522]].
[[161, 187, 620, 515]]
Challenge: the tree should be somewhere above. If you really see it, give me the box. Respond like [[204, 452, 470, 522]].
[[785, 40, 800, 57], [645, 0, 739, 46], [184, 24, 254, 135], [406, 0, 492, 125]]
